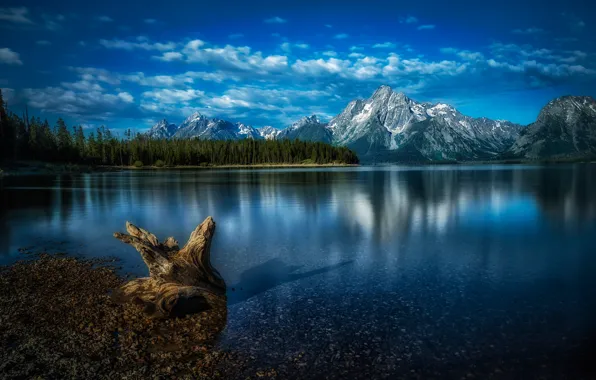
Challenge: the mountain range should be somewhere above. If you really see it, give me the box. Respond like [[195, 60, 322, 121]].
[[146, 86, 596, 162]]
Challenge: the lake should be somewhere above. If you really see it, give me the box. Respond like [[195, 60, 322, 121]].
[[1, 164, 596, 378]]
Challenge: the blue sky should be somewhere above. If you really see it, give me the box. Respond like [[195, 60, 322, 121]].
[[0, 0, 594, 131]]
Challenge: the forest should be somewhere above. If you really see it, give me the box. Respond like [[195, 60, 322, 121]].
[[0, 90, 359, 167]]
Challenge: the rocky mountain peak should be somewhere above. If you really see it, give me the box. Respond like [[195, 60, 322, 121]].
[[506, 95, 596, 159], [536, 96, 596, 123], [147, 118, 178, 139], [185, 111, 207, 121], [291, 114, 321, 129], [371, 85, 393, 99]]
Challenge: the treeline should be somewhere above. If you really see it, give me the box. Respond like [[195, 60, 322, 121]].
[[0, 90, 359, 166]]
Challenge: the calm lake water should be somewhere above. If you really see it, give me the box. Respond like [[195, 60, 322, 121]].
[[2, 165, 596, 378]]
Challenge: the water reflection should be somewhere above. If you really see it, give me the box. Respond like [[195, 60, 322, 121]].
[[1, 165, 596, 265], [2, 165, 596, 375]]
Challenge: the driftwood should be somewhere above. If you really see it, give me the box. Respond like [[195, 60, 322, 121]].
[[112, 216, 226, 318]]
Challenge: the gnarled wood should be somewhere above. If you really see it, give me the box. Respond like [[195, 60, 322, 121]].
[[112, 216, 226, 318]]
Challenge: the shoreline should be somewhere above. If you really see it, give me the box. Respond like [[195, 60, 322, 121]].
[[113, 163, 359, 170], [0, 250, 260, 379], [2, 159, 594, 177], [0, 161, 358, 177]]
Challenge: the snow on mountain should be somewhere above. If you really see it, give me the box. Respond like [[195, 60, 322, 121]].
[[165, 112, 263, 141], [327, 85, 522, 161], [146, 119, 178, 139], [142, 87, 596, 162], [236, 123, 262, 140], [276, 115, 332, 143], [257, 126, 281, 140]]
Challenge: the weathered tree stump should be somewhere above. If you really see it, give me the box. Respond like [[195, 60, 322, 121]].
[[112, 216, 226, 318]]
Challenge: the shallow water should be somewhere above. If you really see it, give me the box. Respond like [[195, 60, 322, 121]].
[[2, 165, 596, 377]]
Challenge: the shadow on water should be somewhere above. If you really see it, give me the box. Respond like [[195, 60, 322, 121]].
[[227, 258, 353, 305]]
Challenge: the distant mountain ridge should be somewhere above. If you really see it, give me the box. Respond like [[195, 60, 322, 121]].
[[505, 96, 596, 159], [146, 112, 276, 141], [145, 86, 596, 162]]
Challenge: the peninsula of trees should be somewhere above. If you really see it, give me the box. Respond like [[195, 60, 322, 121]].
[[0, 90, 359, 167]]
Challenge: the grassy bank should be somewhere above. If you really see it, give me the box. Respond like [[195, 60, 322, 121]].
[[0, 252, 270, 379]]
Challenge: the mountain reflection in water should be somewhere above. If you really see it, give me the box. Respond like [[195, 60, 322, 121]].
[[1, 165, 596, 377]]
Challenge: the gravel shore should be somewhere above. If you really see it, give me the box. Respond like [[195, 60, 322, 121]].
[[0, 252, 261, 379]]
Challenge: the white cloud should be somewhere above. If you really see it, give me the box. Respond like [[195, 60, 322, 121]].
[[280, 42, 309, 52], [417, 24, 435, 30], [280, 42, 291, 53], [71, 66, 235, 88], [61, 80, 104, 92], [325, 24, 332, 28], [292, 58, 351, 76], [383, 54, 467, 77], [349, 46, 363, 51], [100, 37, 176, 51], [70, 67, 121, 85], [0, 7, 33, 24], [400, 15, 418, 24], [555, 50, 588, 63], [177, 40, 289, 74], [118, 92, 134, 103], [440, 47, 484, 61], [457, 51, 484, 61], [512, 27, 544, 35], [0, 48, 22, 65], [264, 16, 286, 24], [186, 71, 237, 83], [488, 42, 590, 65], [97, 15, 113, 22], [334, 33, 349, 39], [142, 88, 205, 104], [23, 85, 134, 118], [487, 59, 594, 77], [152, 51, 183, 61], [373, 42, 396, 49], [205, 95, 253, 109], [123, 72, 194, 87], [322, 51, 337, 57]]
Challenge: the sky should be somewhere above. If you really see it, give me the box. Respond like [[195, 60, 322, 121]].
[[0, 0, 594, 132]]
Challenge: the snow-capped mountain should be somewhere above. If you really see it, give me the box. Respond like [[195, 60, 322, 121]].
[[146, 113, 268, 141], [173, 112, 233, 140], [257, 126, 281, 140], [324, 85, 522, 161], [236, 123, 262, 140], [276, 115, 332, 143], [144, 87, 596, 162], [146, 119, 178, 139], [505, 96, 596, 159], [328, 86, 427, 148]]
